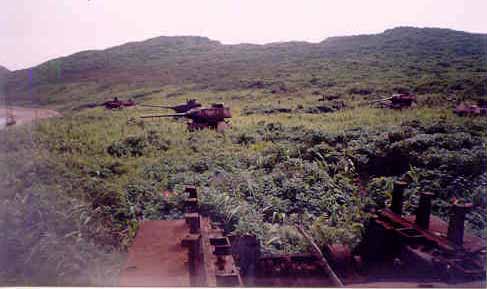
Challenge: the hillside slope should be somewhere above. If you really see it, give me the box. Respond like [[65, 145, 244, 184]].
[[0, 66, 10, 98], [5, 27, 487, 107], [0, 65, 9, 82]]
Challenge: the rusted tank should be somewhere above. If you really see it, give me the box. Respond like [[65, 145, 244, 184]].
[[141, 103, 232, 132], [453, 102, 487, 117], [103, 97, 136, 109], [371, 93, 417, 109], [389, 93, 416, 109], [140, 99, 201, 113]]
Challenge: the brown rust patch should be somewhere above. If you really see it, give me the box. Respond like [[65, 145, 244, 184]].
[[118, 220, 191, 287]]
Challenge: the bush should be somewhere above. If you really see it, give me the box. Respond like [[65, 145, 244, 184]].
[[107, 135, 146, 157]]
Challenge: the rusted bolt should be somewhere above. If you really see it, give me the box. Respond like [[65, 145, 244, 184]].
[[447, 199, 472, 246], [415, 192, 435, 229], [391, 181, 408, 215]]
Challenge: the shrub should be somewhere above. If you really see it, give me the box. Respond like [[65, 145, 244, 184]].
[[107, 135, 146, 157]]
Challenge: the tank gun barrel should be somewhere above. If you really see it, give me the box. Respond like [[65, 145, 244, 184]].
[[369, 96, 393, 103], [139, 104, 174, 109], [140, 113, 186, 119]]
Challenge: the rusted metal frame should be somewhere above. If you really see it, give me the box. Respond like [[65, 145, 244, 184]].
[[379, 209, 454, 252], [378, 209, 485, 277]]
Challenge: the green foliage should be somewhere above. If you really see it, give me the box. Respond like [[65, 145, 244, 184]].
[[107, 135, 147, 157]]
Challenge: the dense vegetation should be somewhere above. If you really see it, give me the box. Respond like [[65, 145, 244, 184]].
[[0, 27, 486, 286]]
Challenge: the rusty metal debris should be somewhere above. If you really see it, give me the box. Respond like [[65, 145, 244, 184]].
[[119, 185, 486, 287], [360, 184, 486, 282]]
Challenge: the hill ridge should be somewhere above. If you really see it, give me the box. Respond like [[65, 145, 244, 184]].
[[5, 26, 487, 107], [12, 26, 487, 74]]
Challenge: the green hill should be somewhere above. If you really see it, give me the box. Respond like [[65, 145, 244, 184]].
[[5, 27, 486, 108]]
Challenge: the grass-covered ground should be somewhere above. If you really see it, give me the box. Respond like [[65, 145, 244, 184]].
[[1, 87, 485, 285]]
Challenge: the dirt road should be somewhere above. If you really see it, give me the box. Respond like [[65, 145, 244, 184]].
[[0, 106, 61, 128]]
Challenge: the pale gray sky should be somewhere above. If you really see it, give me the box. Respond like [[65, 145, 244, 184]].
[[1, 0, 486, 70]]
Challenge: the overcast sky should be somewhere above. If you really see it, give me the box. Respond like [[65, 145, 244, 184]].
[[1, 0, 486, 70]]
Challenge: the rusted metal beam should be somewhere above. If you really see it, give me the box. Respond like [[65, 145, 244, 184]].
[[295, 225, 344, 287]]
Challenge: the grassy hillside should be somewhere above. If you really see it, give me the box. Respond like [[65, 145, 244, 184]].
[[5, 27, 487, 109], [0, 27, 486, 286]]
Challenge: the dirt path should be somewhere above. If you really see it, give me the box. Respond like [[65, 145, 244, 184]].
[[0, 106, 61, 128]]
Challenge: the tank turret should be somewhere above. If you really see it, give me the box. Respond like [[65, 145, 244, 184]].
[[141, 103, 232, 132], [370, 93, 416, 109], [389, 93, 416, 109]]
